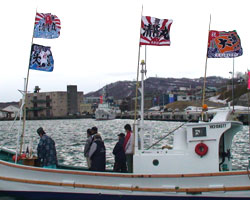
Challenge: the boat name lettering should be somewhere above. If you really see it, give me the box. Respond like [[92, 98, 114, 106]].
[[209, 124, 226, 129]]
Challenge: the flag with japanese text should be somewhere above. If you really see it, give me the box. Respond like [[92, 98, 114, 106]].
[[140, 16, 173, 46], [29, 44, 54, 72], [34, 13, 61, 39], [207, 30, 243, 58], [248, 71, 250, 90]]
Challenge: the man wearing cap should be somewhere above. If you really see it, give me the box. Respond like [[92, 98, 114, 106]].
[[37, 127, 57, 169], [113, 133, 127, 172]]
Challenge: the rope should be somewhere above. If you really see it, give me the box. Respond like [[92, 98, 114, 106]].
[[146, 120, 191, 150]]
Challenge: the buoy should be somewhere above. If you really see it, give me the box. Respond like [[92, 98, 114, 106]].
[[195, 143, 208, 157], [21, 153, 26, 159], [202, 104, 208, 111], [12, 155, 21, 162]]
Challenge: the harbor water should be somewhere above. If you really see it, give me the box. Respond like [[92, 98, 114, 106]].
[[0, 118, 249, 170]]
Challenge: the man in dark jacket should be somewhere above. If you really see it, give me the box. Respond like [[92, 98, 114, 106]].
[[89, 134, 106, 171], [113, 133, 127, 172], [37, 127, 57, 168]]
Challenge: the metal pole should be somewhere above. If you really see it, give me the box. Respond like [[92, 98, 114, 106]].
[[140, 60, 145, 150]]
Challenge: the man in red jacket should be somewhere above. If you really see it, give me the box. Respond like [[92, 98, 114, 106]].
[[123, 124, 133, 173]]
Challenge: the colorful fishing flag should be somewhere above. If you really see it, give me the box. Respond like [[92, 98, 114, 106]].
[[34, 13, 61, 39], [207, 30, 243, 58], [29, 44, 54, 72], [248, 71, 250, 90], [140, 16, 173, 46]]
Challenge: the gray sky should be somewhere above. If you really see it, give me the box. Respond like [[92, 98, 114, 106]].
[[1, 0, 249, 102]]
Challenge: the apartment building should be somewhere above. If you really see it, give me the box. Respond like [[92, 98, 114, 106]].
[[25, 85, 83, 118]]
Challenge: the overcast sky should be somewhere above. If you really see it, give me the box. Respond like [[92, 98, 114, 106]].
[[1, 0, 249, 102]]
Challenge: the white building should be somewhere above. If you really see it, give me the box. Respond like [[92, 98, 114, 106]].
[[2, 105, 20, 118]]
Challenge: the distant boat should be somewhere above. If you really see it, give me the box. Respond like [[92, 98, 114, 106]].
[[95, 102, 117, 120], [94, 86, 120, 120]]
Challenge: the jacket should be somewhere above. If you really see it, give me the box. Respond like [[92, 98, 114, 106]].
[[37, 134, 57, 167], [89, 139, 106, 171], [113, 137, 126, 163], [124, 131, 134, 154]]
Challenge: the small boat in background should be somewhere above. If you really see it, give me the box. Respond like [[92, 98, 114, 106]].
[[95, 102, 117, 120], [95, 87, 120, 120]]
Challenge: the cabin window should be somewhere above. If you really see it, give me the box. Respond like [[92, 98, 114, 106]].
[[192, 127, 207, 137]]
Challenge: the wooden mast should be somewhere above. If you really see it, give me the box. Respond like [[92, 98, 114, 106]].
[[134, 5, 144, 122], [201, 14, 211, 121], [19, 9, 37, 154]]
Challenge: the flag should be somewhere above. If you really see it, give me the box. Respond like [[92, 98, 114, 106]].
[[29, 44, 54, 72], [248, 71, 250, 90], [34, 13, 61, 39], [207, 30, 243, 58], [140, 16, 173, 46], [100, 96, 103, 104]]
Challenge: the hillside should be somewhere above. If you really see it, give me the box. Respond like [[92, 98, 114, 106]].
[[0, 102, 19, 109], [85, 76, 229, 100]]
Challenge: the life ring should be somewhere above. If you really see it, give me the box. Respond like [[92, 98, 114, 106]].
[[195, 143, 208, 157]]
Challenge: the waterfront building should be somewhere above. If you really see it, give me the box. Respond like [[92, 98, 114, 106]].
[[1, 105, 19, 118], [25, 85, 83, 119], [80, 103, 94, 115]]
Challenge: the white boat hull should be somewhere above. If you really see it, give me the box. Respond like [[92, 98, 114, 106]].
[[1, 160, 250, 200], [95, 109, 116, 120]]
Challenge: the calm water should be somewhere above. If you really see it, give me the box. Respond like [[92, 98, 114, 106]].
[[0, 118, 249, 170]]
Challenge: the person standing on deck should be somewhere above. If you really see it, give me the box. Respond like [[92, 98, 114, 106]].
[[89, 134, 106, 171], [84, 128, 92, 169], [37, 127, 57, 169], [113, 133, 127, 172], [83, 127, 98, 169], [124, 124, 134, 173]]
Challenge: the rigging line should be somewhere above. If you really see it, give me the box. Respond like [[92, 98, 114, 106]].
[[202, 14, 212, 121], [146, 119, 192, 150]]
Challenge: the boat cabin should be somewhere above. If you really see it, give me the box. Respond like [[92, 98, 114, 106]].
[[133, 111, 242, 174]]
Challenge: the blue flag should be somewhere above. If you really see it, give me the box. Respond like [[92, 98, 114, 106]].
[[29, 44, 54, 72]]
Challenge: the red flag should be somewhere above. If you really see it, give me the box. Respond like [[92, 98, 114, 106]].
[[248, 71, 250, 90], [140, 16, 173, 46], [100, 96, 103, 104]]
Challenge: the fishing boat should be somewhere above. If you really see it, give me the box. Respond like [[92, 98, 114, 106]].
[[1, 59, 250, 199], [95, 87, 120, 120], [1, 13, 250, 200], [95, 102, 117, 120]]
